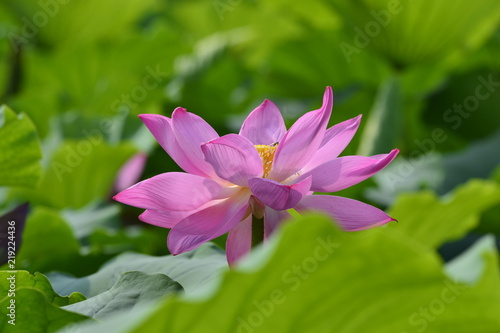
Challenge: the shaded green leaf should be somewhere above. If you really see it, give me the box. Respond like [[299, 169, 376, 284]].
[[357, 76, 402, 155], [48, 243, 227, 299], [11, 206, 80, 273], [3, 206, 115, 277], [64, 271, 182, 320]]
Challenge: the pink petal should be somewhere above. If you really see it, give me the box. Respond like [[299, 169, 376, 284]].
[[167, 191, 251, 255], [226, 215, 253, 266], [264, 206, 291, 240], [114, 153, 148, 193], [239, 99, 286, 145], [296, 149, 399, 192], [248, 176, 312, 211], [301, 115, 362, 173], [138, 113, 204, 176], [139, 209, 194, 229], [171, 108, 220, 179], [296, 195, 396, 231], [113, 172, 234, 211], [269, 87, 333, 182], [201, 134, 263, 186]]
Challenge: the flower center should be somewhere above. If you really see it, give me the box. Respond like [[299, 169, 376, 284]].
[[254, 143, 278, 178]]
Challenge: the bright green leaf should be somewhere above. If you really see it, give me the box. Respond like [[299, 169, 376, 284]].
[[60, 214, 500, 333], [11, 141, 136, 209], [0, 105, 42, 188], [0, 271, 89, 333], [386, 179, 500, 248], [332, 0, 500, 66]]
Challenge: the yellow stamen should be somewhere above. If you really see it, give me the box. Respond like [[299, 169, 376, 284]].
[[255, 143, 278, 178]]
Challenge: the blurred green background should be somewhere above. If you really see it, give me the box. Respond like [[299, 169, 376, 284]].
[[1, 0, 500, 332]]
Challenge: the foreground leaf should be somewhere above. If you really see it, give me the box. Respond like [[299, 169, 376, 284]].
[[60, 214, 500, 333], [0, 271, 89, 333]]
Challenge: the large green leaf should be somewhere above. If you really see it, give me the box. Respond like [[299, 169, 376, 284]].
[[3, 0, 158, 46], [9, 24, 180, 138], [48, 243, 227, 298], [386, 179, 500, 248], [0, 271, 89, 333], [57, 214, 500, 333], [0, 105, 42, 188], [11, 141, 136, 209], [63, 271, 182, 320], [332, 0, 500, 66]]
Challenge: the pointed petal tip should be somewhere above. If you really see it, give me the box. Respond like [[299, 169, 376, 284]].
[[137, 113, 153, 121], [171, 107, 189, 119], [261, 99, 277, 107], [137, 211, 147, 222], [324, 86, 334, 101], [112, 192, 125, 203], [390, 148, 400, 158], [112, 188, 137, 205], [172, 106, 188, 114], [167, 240, 181, 256]]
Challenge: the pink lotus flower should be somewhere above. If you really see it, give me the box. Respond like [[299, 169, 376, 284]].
[[114, 87, 398, 265]]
